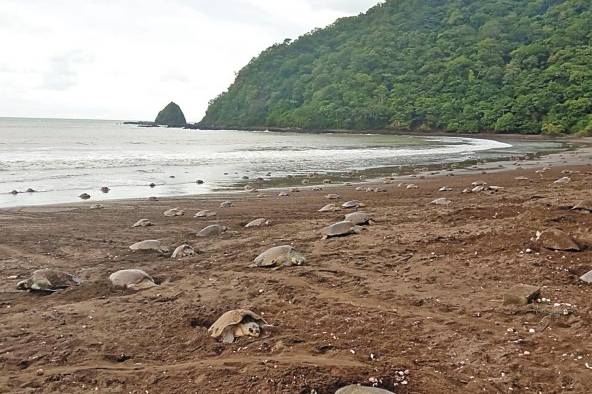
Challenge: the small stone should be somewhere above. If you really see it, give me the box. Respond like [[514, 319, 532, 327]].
[[36, 368, 44, 376], [535, 228, 580, 252], [503, 284, 541, 305]]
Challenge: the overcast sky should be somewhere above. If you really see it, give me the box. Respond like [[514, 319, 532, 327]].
[[1, 0, 380, 122]]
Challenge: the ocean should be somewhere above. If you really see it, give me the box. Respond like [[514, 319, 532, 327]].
[[0, 117, 565, 208]]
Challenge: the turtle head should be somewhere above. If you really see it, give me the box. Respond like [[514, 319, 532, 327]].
[[16, 280, 29, 290], [240, 321, 261, 337], [289, 252, 306, 266]]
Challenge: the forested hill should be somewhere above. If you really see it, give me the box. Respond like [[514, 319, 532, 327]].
[[200, 0, 592, 134]]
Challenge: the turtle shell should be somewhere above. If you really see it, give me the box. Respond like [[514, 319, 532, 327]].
[[335, 385, 395, 394], [129, 240, 166, 252], [430, 198, 452, 205], [171, 244, 195, 259], [321, 221, 359, 237], [132, 219, 152, 228], [245, 218, 269, 228], [109, 269, 156, 289], [344, 212, 372, 225], [197, 224, 226, 237], [572, 200, 592, 212], [17, 269, 81, 292], [342, 200, 364, 209], [208, 309, 267, 339], [194, 210, 217, 218], [253, 245, 305, 267], [163, 208, 184, 217], [319, 204, 340, 212]]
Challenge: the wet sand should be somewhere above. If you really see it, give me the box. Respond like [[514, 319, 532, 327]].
[[1, 144, 592, 393]]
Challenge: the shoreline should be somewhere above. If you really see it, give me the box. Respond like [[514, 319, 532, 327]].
[[3, 135, 590, 212]]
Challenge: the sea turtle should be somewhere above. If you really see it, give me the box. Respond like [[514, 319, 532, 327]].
[[26, 188, 36, 193], [321, 221, 362, 239], [245, 218, 270, 228], [163, 208, 184, 217], [326, 193, 341, 200], [109, 269, 157, 290], [554, 177, 571, 185], [580, 270, 592, 284], [342, 200, 365, 209], [16, 269, 81, 292], [430, 198, 452, 206], [318, 203, 341, 212], [220, 201, 233, 208], [132, 219, 152, 228], [148, 196, 159, 201], [208, 309, 271, 344], [79, 193, 91, 200], [100, 186, 110, 193], [335, 386, 395, 394], [344, 212, 374, 226], [194, 210, 217, 218], [196, 179, 204, 184], [572, 200, 592, 213], [129, 240, 167, 253], [535, 228, 580, 251], [252, 245, 306, 268], [149, 183, 156, 188], [197, 224, 227, 237], [171, 244, 195, 259]]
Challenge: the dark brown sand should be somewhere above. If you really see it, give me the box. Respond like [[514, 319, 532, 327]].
[[1, 145, 592, 393]]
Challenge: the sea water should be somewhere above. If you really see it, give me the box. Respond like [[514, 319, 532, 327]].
[[0, 117, 564, 208]]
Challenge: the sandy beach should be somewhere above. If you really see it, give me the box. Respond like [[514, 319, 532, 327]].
[[2, 142, 592, 393]]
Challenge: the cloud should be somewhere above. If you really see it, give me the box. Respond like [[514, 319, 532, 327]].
[[41, 50, 94, 91], [0, 0, 381, 120]]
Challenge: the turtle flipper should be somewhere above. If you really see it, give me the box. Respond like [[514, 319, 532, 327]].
[[221, 327, 235, 344], [30, 278, 55, 292]]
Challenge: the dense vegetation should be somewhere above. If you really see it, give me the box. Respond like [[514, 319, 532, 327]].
[[155, 102, 187, 127], [200, 0, 592, 134]]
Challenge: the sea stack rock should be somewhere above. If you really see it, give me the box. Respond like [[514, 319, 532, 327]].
[[155, 102, 187, 127]]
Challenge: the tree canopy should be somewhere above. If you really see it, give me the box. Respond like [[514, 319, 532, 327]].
[[155, 102, 187, 127], [200, 0, 592, 134]]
